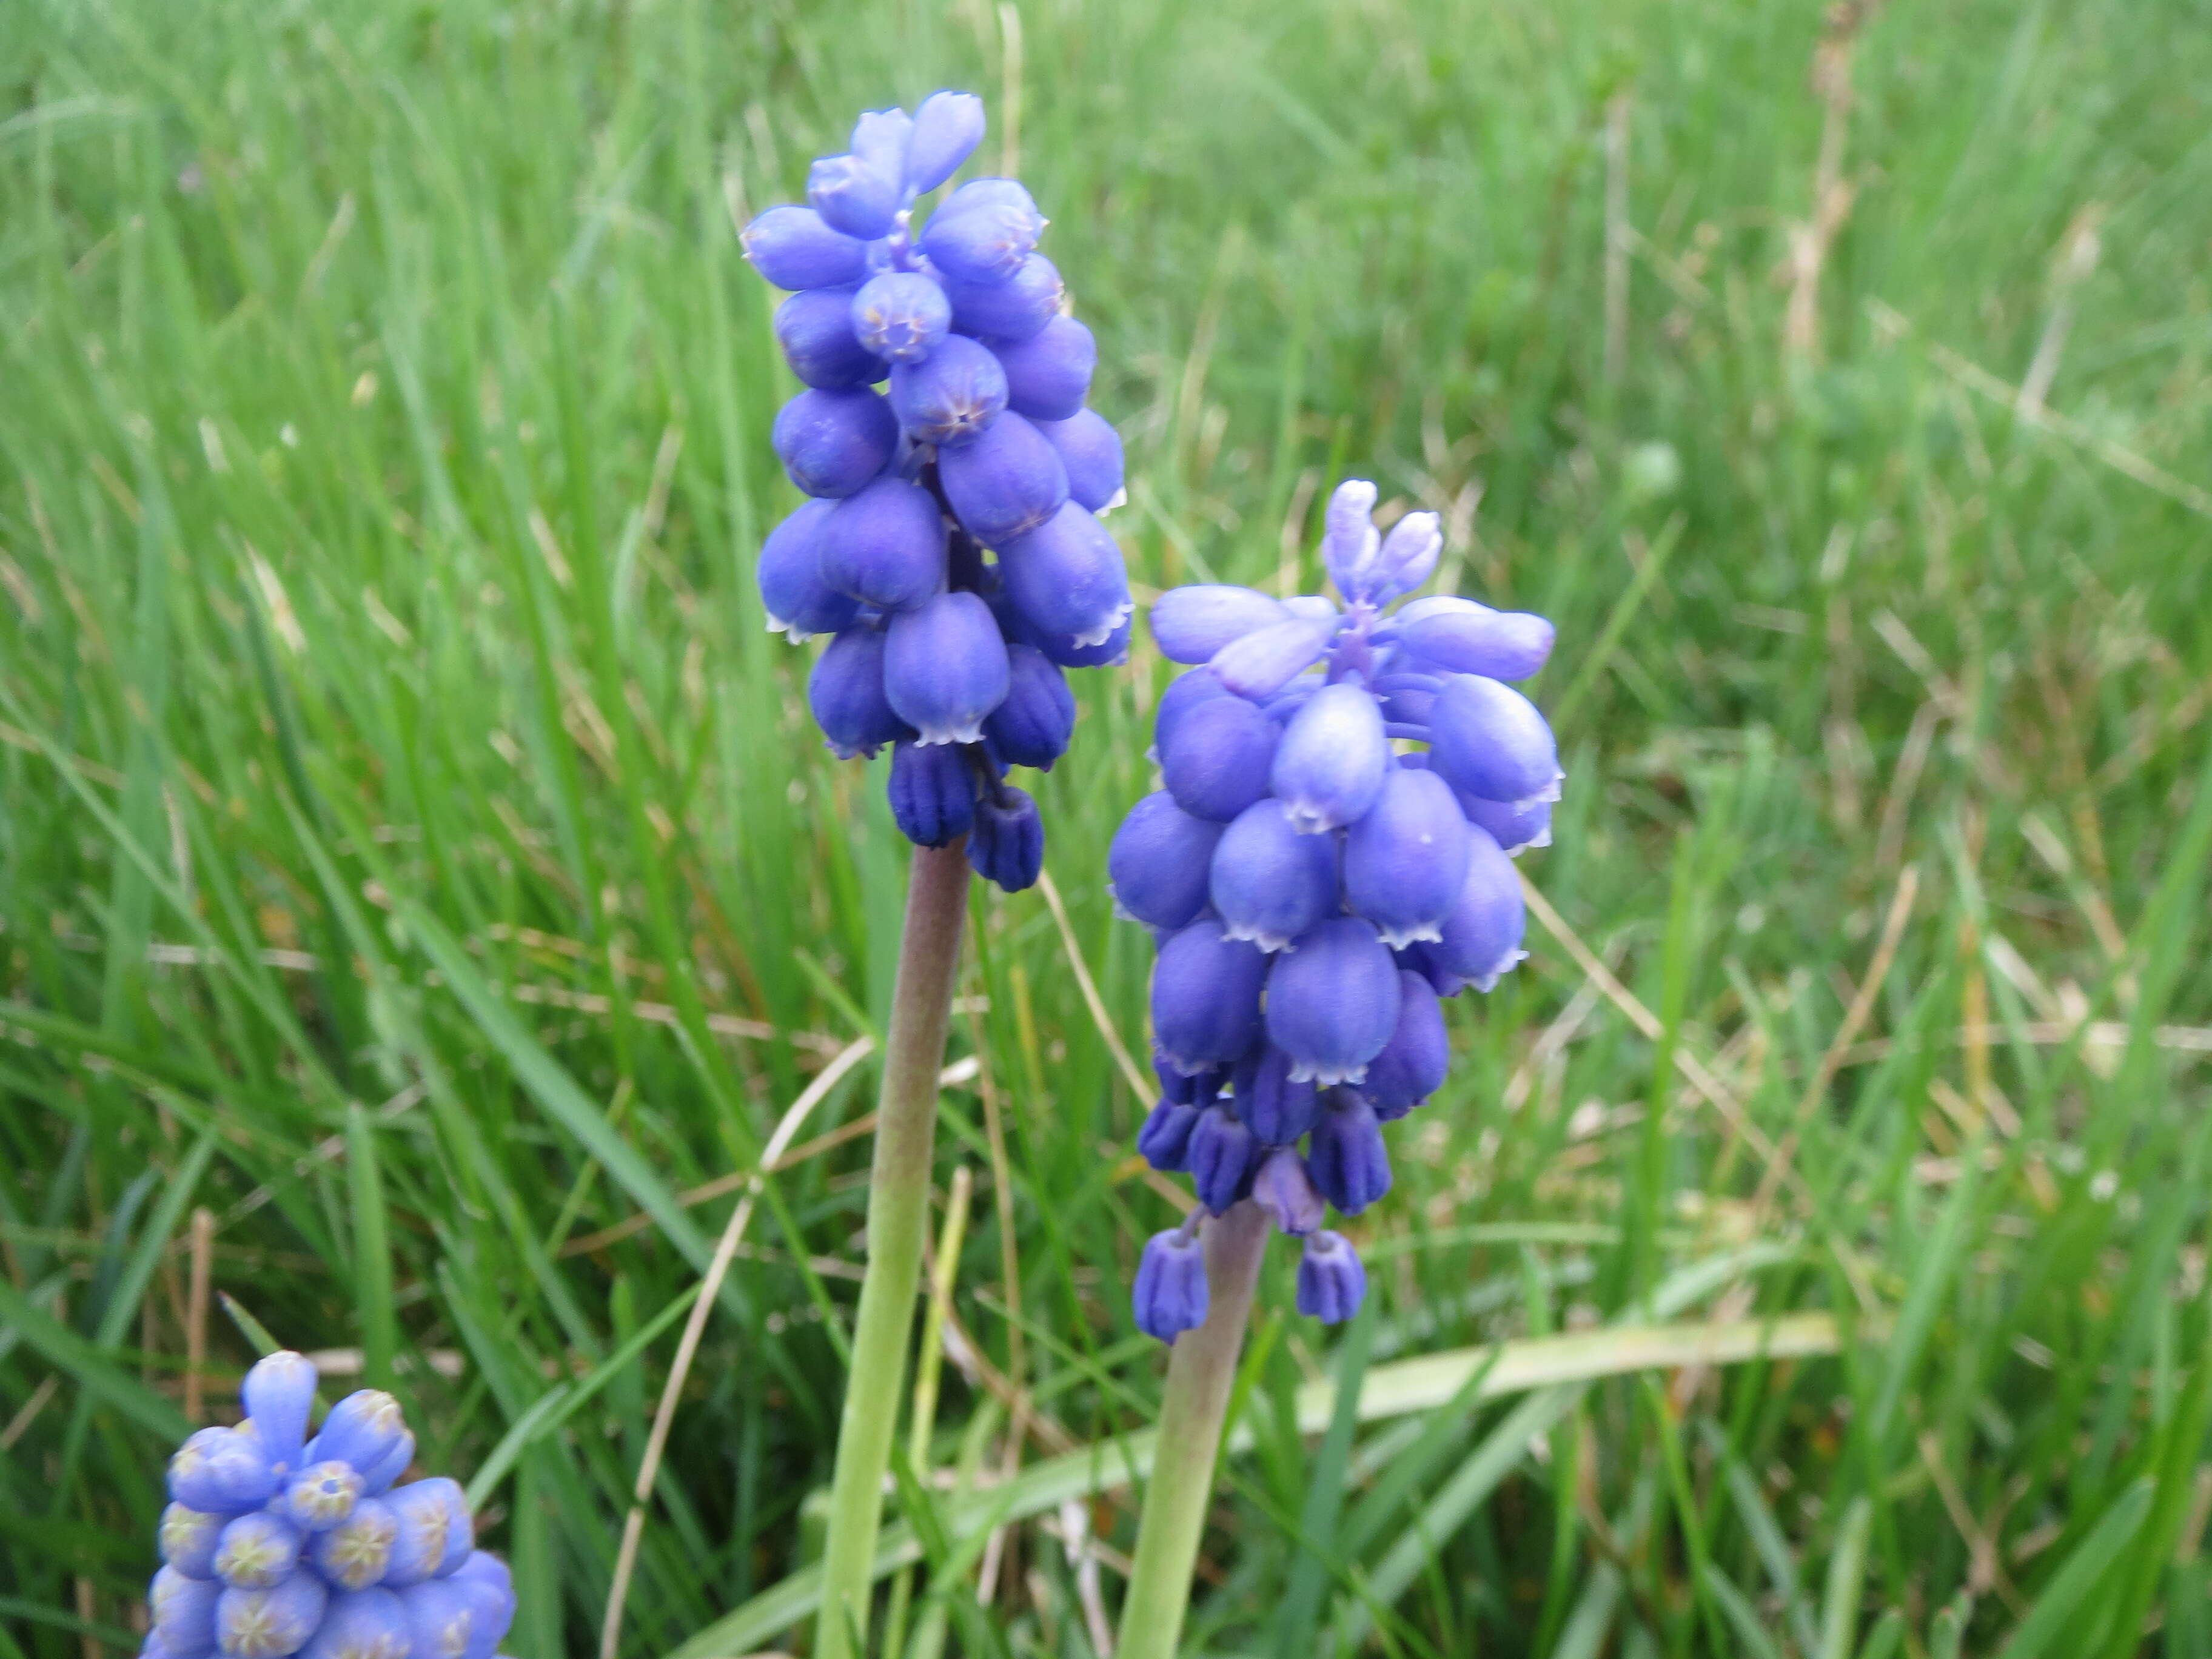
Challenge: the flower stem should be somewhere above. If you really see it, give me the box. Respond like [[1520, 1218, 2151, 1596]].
[[1116, 1200, 1271, 1659], [815, 840, 973, 1659]]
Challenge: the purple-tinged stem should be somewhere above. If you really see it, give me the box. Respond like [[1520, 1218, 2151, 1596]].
[[1116, 1200, 1271, 1658], [816, 840, 972, 1659]]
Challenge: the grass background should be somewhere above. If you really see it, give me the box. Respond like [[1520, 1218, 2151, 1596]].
[[3, 0, 2211, 1653]]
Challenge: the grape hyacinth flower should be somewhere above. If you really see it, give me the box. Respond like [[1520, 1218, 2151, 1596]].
[[1119, 480, 1558, 1344], [145, 1352, 515, 1659], [742, 90, 1129, 895]]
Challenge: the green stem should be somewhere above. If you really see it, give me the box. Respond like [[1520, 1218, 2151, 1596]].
[[815, 840, 972, 1659], [1116, 1200, 1272, 1659]]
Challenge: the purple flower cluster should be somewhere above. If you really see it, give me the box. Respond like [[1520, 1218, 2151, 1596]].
[[1116, 481, 1559, 1342], [743, 93, 1130, 894], [146, 1352, 515, 1659]]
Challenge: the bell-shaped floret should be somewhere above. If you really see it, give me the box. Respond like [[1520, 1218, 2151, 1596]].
[[939, 411, 1067, 545], [1342, 766, 1473, 947], [1398, 600, 1555, 680], [309, 1496, 399, 1591], [771, 387, 897, 498], [1459, 791, 1552, 856], [152, 1567, 221, 1657], [993, 316, 1094, 422], [757, 498, 862, 640], [774, 287, 879, 388], [1109, 791, 1224, 931], [1308, 1093, 1392, 1214], [968, 786, 1044, 892], [1241, 1045, 1322, 1145], [887, 742, 976, 848], [885, 592, 1010, 745], [919, 198, 1041, 284], [1158, 694, 1279, 823], [817, 476, 947, 612], [447, 1553, 514, 1659], [1421, 825, 1527, 994], [1265, 917, 1402, 1085], [1186, 1106, 1258, 1215], [1427, 674, 1563, 806], [888, 334, 1008, 446], [850, 272, 950, 364], [241, 1353, 318, 1474], [1039, 612, 1130, 668], [397, 1581, 474, 1659], [378, 1478, 471, 1589], [1296, 1230, 1368, 1323], [1321, 480, 1380, 600], [280, 1463, 364, 1535], [808, 627, 915, 759], [1359, 971, 1448, 1119], [1270, 682, 1389, 834], [169, 1426, 281, 1516], [1151, 666, 1228, 753], [1149, 585, 1287, 665], [1036, 409, 1124, 513], [1132, 1228, 1210, 1342], [1208, 798, 1336, 951], [1136, 1096, 1202, 1171], [981, 643, 1075, 769], [740, 205, 870, 291], [1211, 617, 1335, 700], [1372, 511, 1441, 602], [215, 1574, 328, 1659], [945, 255, 1062, 341], [215, 1513, 304, 1590], [300, 1588, 410, 1659], [906, 92, 987, 193], [162, 1503, 225, 1580], [807, 150, 901, 241], [1150, 919, 1268, 1074], [1252, 1148, 1326, 1235], [999, 501, 1130, 651]]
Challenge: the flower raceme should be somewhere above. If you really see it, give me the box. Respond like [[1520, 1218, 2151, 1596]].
[[1118, 481, 1560, 1341], [743, 93, 1130, 894], [147, 1351, 515, 1659]]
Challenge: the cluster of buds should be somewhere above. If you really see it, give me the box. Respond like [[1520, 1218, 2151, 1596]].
[[743, 93, 1130, 893], [146, 1353, 514, 1659], [1116, 481, 1559, 1341]]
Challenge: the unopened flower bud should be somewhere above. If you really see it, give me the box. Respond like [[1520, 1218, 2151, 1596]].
[[1108, 791, 1224, 931], [776, 286, 880, 389], [1308, 1093, 1392, 1215], [851, 272, 950, 364], [1132, 1228, 1210, 1342], [808, 626, 915, 760], [1427, 674, 1562, 808], [981, 644, 1075, 769], [771, 387, 898, 499], [888, 335, 1008, 446], [1035, 409, 1124, 513], [1158, 695, 1279, 823], [1149, 585, 1287, 665], [905, 92, 987, 194], [993, 316, 1095, 422], [818, 475, 948, 612], [1296, 1231, 1367, 1324], [216, 1573, 329, 1659], [806, 150, 901, 241], [945, 254, 1063, 342], [938, 411, 1067, 545], [740, 205, 870, 291]]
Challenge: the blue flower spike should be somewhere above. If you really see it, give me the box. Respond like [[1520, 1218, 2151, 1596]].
[[144, 1352, 514, 1659], [1111, 477, 1562, 1338], [742, 92, 1129, 893]]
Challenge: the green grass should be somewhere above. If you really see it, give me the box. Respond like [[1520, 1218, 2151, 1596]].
[[3, 0, 2211, 1653]]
